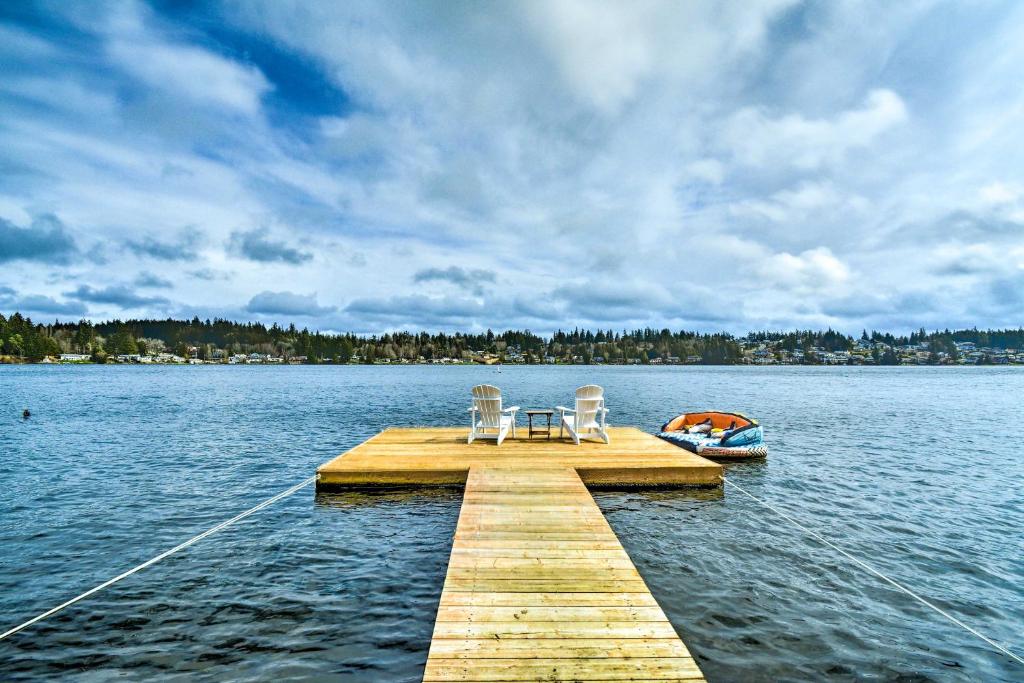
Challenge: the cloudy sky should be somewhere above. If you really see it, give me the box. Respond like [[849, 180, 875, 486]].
[[1, 1, 1023, 334]]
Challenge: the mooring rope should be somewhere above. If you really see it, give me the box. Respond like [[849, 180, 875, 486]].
[[0, 476, 316, 642], [722, 476, 1024, 667]]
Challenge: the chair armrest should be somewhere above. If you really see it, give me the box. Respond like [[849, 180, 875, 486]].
[[556, 406, 574, 414], [504, 406, 520, 413], [468, 407, 478, 413]]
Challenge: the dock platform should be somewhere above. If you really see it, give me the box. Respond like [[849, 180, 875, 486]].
[[316, 426, 722, 488], [316, 427, 719, 681]]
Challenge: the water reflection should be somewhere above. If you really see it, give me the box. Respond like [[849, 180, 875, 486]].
[[314, 487, 464, 509]]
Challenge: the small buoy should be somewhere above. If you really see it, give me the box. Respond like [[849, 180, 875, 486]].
[[22, 409, 30, 419]]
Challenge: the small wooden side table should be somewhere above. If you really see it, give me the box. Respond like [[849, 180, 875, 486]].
[[524, 409, 554, 440]]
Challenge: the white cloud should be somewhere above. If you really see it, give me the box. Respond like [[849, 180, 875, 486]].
[[724, 89, 908, 170], [523, 1, 658, 113], [111, 41, 270, 115], [105, 3, 270, 115], [731, 181, 868, 223], [523, 0, 794, 113], [979, 182, 1022, 205], [757, 247, 851, 292]]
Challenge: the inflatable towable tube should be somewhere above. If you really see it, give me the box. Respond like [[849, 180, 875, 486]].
[[659, 411, 767, 459]]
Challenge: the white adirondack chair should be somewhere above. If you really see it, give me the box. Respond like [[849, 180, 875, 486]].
[[468, 384, 519, 445], [557, 385, 610, 445]]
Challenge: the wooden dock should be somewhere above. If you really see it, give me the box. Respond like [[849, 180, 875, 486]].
[[316, 427, 719, 681]]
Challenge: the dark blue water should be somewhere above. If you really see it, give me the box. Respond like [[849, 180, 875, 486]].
[[1, 365, 1021, 681]]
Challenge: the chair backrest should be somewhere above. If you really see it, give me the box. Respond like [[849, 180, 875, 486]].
[[471, 384, 503, 428], [575, 385, 604, 429]]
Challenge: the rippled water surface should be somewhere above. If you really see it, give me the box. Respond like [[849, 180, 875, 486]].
[[1, 365, 1022, 681]]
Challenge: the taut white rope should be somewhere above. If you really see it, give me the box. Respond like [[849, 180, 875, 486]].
[[722, 476, 1024, 667], [0, 476, 316, 642]]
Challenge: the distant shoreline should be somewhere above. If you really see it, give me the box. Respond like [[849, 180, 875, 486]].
[[3, 358, 1021, 367], [4, 313, 1023, 367]]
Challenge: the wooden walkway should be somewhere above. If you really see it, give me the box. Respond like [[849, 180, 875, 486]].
[[425, 467, 706, 681]]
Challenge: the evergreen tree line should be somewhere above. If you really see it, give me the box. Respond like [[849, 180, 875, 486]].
[[2, 311, 1023, 364]]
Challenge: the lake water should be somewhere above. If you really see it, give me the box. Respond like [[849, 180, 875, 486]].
[[1, 365, 1022, 681]]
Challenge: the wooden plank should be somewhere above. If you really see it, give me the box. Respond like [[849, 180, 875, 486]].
[[424, 466, 706, 682], [427, 637, 692, 659], [423, 657, 704, 681], [435, 606, 670, 622], [451, 540, 625, 550], [439, 592, 660, 607], [451, 533, 624, 542], [450, 549, 631, 559], [431, 620, 682, 639], [444, 568, 643, 581], [441, 579, 653, 593], [446, 557, 638, 569]]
